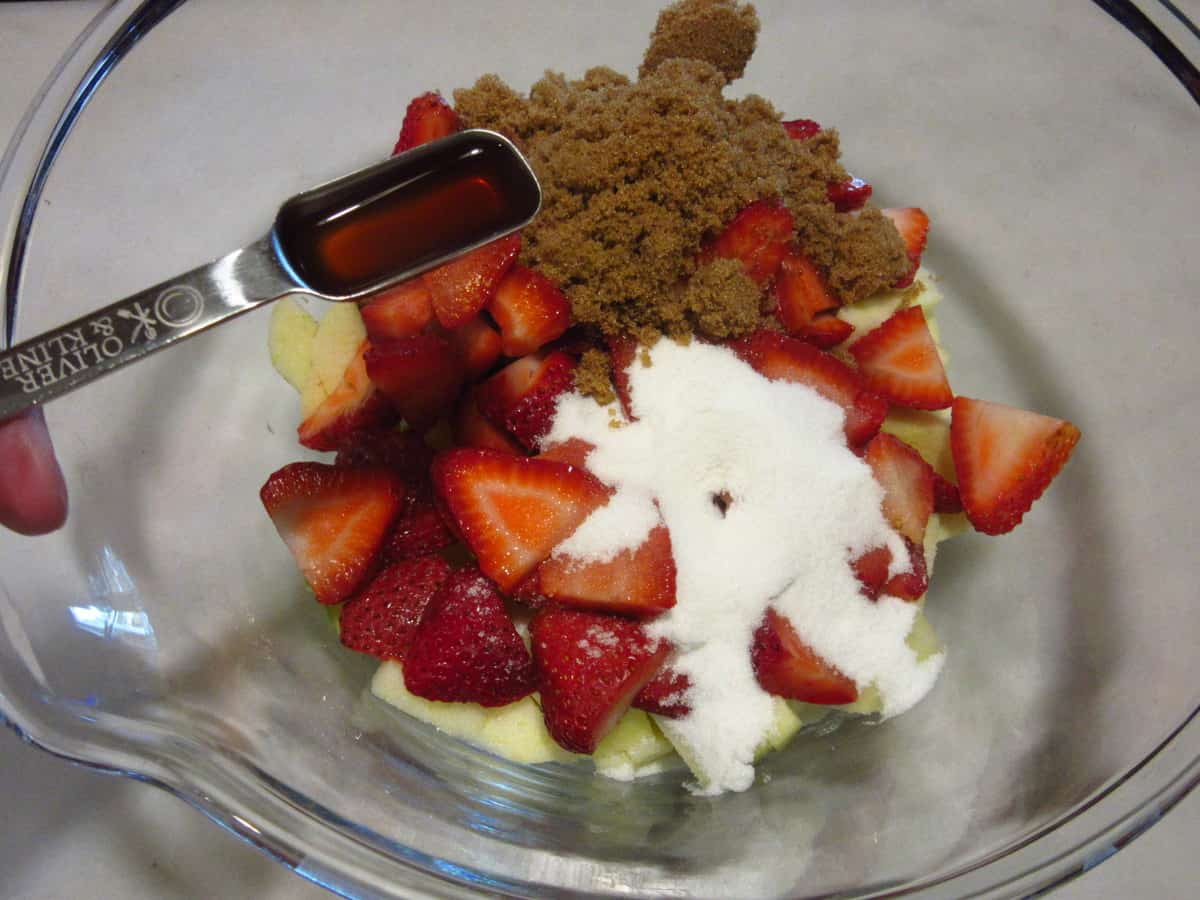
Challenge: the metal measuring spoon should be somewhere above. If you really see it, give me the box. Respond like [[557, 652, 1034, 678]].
[[0, 130, 540, 422]]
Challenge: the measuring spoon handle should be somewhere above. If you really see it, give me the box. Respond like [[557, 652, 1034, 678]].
[[0, 236, 297, 422]]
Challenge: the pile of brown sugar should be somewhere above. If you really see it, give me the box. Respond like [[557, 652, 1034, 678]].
[[453, 0, 909, 394]]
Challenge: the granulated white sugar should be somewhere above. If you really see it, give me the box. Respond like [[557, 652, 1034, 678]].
[[545, 338, 944, 794], [551, 488, 660, 563]]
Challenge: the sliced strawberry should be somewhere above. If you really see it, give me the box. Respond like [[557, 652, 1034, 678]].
[[751, 608, 858, 704], [422, 233, 521, 329], [950, 397, 1081, 535], [827, 176, 872, 213], [880, 207, 930, 289], [730, 331, 888, 446], [360, 279, 434, 342], [384, 493, 456, 562], [850, 544, 892, 601], [633, 665, 692, 719], [850, 306, 953, 410], [404, 568, 536, 707], [432, 449, 611, 592], [544, 325, 603, 360], [335, 428, 432, 486], [488, 265, 571, 357], [392, 92, 460, 155], [339, 555, 452, 660], [453, 387, 524, 454], [260, 462, 405, 604], [445, 316, 503, 379], [932, 470, 963, 514], [536, 524, 677, 618], [537, 437, 594, 470], [364, 333, 465, 431], [608, 334, 640, 421], [801, 313, 855, 349], [782, 118, 822, 140], [884, 536, 928, 601], [864, 432, 935, 545], [531, 607, 671, 753], [298, 340, 397, 451], [701, 198, 795, 286], [476, 351, 576, 450], [775, 247, 840, 335]]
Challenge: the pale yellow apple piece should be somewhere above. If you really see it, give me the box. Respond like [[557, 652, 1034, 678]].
[[371, 661, 489, 738], [882, 407, 955, 481], [311, 302, 368, 397], [594, 709, 675, 777], [479, 697, 580, 765], [299, 363, 330, 418], [267, 298, 318, 392]]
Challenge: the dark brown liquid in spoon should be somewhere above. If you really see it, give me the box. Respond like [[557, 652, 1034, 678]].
[[274, 131, 539, 297]]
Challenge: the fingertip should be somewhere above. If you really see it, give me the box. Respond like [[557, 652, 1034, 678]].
[[0, 408, 68, 535]]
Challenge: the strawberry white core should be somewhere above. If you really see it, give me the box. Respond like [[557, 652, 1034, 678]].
[[545, 337, 945, 794]]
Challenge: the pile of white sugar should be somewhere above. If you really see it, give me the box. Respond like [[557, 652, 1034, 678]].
[[544, 338, 944, 794]]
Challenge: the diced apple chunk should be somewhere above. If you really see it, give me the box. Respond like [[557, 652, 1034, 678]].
[[312, 303, 368, 396], [268, 298, 318, 392]]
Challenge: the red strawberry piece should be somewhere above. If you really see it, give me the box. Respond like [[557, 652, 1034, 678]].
[[863, 432, 935, 545], [488, 265, 571, 357], [403, 568, 536, 707], [849, 306, 953, 410], [801, 313, 855, 349], [701, 198, 795, 286], [607, 334, 640, 421], [364, 333, 465, 431], [950, 397, 1081, 535], [730, 330, 888, 446], [298, 340, 398, 451], [453, 387, 524, 454], [880, 207, 930, 289], [883, 536, 928, 601], [932, 470, 963, 514], [445, 316, 503, 379], [360, 279, 434, 342], [634, 665, 692, 719], [260, 462, 405, 604], [392, 92, 460, 155], [339, 555, 452, 660], [537, 437, 595, 470], [782, 118, 822, 140], [536, 523, 677, 617], [531, 607, 671, 753], [850, 544, 892, 601], [422, 233, 521, 329], [751, 608, 858, 704], [476, 350, 576, 450], [432, 448, 611, 592], [776, 248, 839, 324], [384, 493, 456, 562], [827, 176, 873, 213], [335, 428, 433, 486], [544, 325, 603, 360]]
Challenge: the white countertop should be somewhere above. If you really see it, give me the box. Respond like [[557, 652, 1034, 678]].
[[0, 2, 1196, 897]]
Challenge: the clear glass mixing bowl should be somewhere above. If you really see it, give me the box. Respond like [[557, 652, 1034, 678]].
[[1, 1, 1197, 896]]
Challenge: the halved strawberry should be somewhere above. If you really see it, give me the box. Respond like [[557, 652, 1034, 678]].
[[431, 448, 611, 592], [932, 470, 963, 514], [364, 333, 465, 431], [260, 462, 405, 604], [298, 340, 397, 451], [383, 493, 456, 562], [883, 536, 928, 601], [801, 313, 855, 349], [950, 397, 1081, 535], [751, 608, 858, 704], [488, 265, 571, 357], [339, 555, 452, 660], [863, 432, 935, 544], [476, 351, 576, 450], [360, 279, 434, 342], [453, 387, 524, 454], [827, 176, 872, 213], [422, 233, 521, 329], [392, 92, 460, 155], [634, 665, 692, 719], [850, 545, 892, 601], [880, 207, 930, 289], [608, 335, 640, 421], [730, 330, 888, 446], [335, 428, 432, 486], [531, 607, 671, 753], [701, 199, 795, 286], [537, 437, 595, 470], [849, 306, 953, 410], [445, 316, 503, 379], [849, 539, 927, 602], [536, 524, 677, 617], [782, 118, 822, 140], [404, 568, 536, 707], [776, 247, 838, 326]]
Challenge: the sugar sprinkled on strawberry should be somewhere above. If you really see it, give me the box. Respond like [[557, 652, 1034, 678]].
[[339, 555, 452, 660], [751, 609, 858, 705], [634, 665, 692, 719]]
